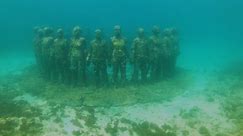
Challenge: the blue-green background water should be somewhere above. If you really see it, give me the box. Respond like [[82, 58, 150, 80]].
[[0, 1, 243, 135], [0, 0, 243, 73]]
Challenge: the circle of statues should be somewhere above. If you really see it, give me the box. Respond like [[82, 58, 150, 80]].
[[33, 25, 180, 87]]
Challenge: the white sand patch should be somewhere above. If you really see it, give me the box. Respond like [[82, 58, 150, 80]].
[[31, 71, 235, 136], [13, 94, 68, 135], [42, 118, 66, 136], [62, 107, 80, 136], [12, 93, 100, 135], [14, 94, 47, 107], [10, 71, 237, 136], [92, 72, 236, 135], [93, 93, 235, 135]]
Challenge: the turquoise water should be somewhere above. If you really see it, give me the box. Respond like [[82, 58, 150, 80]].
[[0, 0, 243, 135], [1, 0, 243, 72]]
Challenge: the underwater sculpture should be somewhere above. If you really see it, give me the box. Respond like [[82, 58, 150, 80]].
[[131, 28, 149, 83], [87, 29, 109, 87], [41, 27, 54, 80], [53, 29, 69, 83], [148, 26, 163, 81], [69, 26, 87, 86], [33, 25, 180, 87], [162, 28, 180, 77], [33, 27, 44, 72], [111, 25, 128, 85]]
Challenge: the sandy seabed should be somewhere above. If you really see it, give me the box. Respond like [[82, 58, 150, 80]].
[[0, 58, 242, 136]]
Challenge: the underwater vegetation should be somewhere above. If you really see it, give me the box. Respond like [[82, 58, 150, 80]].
[[198, 126, 211, 136], [224, 69, 243, 135], [105, 118, 177, 136], [0, 83, 43, 136], [1, 63, 242, 135], [14, 66, 192, 108], [0, 65, 195, 135], [203, 64, 243, 136], [222, 81, 243, 135]]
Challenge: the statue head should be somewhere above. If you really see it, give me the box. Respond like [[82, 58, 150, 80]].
[[43, 27, 53, 37], [95, 29, 102, 40], [57, 29, 64, 39], [114, 25, 121, 38], [72, 26, 81, 38], [152, 25, 160, 36], [137, 28, 145, 38]]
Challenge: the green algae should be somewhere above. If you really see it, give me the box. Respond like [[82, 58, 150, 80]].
[[215, 133, 227, 136], [179, 107, 205, 130], [105, 118, 177, 136], [83, 111, 98, 128], [180, 106, 201, 119], [71, 119, 83, 128], [105, 119, 120, 135], [182, 130, 189, 136], [13, 67, 193, 108], [19, 118, 43, 135], [131, 122, 176, 136], [0, 85, 43, 136], [0, 117, 43, 136], [75, 106, 99, 129], [0, 118, 19, 134], [204, 66, 243, 136], [0, 66, 193, 135], [72, 130, 82, 136], [206, 94, 215, 102], [198, 126, 211, 136], [222, 82, 243, 135]]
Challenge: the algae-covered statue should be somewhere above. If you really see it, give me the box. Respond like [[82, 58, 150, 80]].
[[131, 28, 149, 83], [111, 25, 128, 85], [32, 25, 180, 87], [87, 29, 109, 87], [148, 26, 163, 81], [53, 29, 68, 83], [33, 26, 44, 71], [162, 28, 180, 77], [169, 28, 180, 72], [41, 27, 54, 80], [69, 26, 87, 86]]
